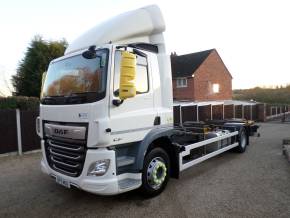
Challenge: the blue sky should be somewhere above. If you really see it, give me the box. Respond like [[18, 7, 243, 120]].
[[1, 0, 290, 95]]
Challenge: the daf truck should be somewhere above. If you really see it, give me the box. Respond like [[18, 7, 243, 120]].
[[37, 5, 259, 196]]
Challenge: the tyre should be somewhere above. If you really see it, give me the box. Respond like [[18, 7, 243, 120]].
[[140, 147, 170, 197], [236, 128, 247, 153]]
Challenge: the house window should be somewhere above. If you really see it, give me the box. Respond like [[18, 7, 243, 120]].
[[176, 78, 187, 88], [213, 83, 220, 93]]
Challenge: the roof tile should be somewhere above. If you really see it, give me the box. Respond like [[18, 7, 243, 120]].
[[171, 49, 214, 78]]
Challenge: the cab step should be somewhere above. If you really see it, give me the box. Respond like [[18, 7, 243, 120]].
[[117, 156, 135, 167]]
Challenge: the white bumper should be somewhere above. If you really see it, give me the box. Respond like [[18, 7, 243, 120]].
[[40, 140, 141, 195]]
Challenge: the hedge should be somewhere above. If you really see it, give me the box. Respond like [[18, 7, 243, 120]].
[[0, 96, 39, 110]]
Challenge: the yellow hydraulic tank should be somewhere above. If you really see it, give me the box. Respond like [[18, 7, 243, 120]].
[[119, 51, 137, 100]]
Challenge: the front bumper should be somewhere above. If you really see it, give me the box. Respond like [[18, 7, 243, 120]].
[[40, 140, 141, 195]]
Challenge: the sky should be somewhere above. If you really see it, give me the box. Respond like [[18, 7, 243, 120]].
[[0, 0, 290, 95]]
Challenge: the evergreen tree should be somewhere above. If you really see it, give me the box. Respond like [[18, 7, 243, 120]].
[[12, 36, 67, 97]]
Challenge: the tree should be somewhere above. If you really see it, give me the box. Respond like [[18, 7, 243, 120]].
[[12, 36, 67, 97], [233, 86, 290, 104]]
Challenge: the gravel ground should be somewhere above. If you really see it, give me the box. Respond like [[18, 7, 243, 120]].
[[0, 122, 290, 218]]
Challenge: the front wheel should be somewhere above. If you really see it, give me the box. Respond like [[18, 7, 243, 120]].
[[140, 147, 170, 197]]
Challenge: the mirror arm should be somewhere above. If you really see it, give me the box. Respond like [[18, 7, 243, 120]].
[[112, 99, 124, 107], [132, 49, 146, 57], [115, 46, 147, 57]]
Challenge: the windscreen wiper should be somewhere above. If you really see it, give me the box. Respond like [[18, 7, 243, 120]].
[[41, 96, 57, 104], [63, 95, 85, 104]]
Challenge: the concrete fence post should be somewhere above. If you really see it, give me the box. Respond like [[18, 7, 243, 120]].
[[222, 104, 225, 120], [233, 105, 235, 119], [264, 103, 267, 121], [197, 106, 199, 121], [16, 109, 22, 155], [242, 105, 244, 119], [179, 106, 183, 125], [210, 104, 213, 120]]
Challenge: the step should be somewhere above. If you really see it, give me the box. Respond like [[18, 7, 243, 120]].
[[118, 178, 141, 190], [117, 156, 135, 167]]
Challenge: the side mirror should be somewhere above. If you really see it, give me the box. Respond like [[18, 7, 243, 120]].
[[119, 51, 136, 100]]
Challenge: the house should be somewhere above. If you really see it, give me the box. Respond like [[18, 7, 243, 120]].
[[171, 49, 232, 101]]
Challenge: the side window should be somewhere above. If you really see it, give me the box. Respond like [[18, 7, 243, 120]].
[[114, 51, 149, 95], [113, 51, 122, 95]]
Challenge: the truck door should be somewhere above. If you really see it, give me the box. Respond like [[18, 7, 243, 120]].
[[109, 50, 156, 145]]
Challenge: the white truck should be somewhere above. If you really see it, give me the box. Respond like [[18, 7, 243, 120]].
[[37, 5, 259, 196]]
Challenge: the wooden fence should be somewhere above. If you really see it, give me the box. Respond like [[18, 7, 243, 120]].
[[0, 109, 40, 154], [0, 103, 290, 155], [174, 103, 290, 125]]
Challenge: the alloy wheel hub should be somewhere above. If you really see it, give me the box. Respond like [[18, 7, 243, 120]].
[[147, 157, 167, 190]]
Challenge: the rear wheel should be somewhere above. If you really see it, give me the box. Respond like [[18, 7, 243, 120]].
[[140, 147, 170, 197], [236, 128, 247, 153]]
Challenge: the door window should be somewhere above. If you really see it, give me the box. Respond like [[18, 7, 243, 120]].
[[114, 51, 149, 96]]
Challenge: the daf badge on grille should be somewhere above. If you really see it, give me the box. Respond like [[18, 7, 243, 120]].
[[54, 129, 68, 135]]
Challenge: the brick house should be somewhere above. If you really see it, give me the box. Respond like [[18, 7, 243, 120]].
[[171, 49, 232, 101]]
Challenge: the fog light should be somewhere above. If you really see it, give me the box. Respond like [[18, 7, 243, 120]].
[[87, 159, 110, 176]]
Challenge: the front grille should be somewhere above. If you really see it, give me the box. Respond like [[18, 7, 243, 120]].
[[45, 138, 87, 177]]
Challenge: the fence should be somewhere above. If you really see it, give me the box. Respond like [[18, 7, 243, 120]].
[[0, 102, 290, 155], [0, 109, 40, 155], [265, 105, 290, 120], [174, 102, 290, 125]]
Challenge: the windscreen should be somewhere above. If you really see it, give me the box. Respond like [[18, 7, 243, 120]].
[[41, 49, 108, 104]]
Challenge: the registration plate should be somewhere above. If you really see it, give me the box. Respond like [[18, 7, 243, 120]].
[[56, 176, 71, 188]]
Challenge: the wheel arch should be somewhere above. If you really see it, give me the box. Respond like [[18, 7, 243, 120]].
[[136, 127, 180, 179]]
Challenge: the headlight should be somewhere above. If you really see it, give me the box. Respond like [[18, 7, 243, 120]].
[[87, 159, 110, 176]]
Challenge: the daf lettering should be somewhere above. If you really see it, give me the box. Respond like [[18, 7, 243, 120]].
[[54, 129, 68, 135]]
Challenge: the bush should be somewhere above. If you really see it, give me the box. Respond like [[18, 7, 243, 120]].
[[0, 96, 39, 110]]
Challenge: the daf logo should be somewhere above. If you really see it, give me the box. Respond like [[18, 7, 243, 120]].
[[54, 129, 68, 135]]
